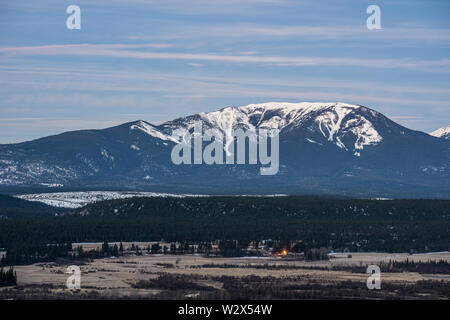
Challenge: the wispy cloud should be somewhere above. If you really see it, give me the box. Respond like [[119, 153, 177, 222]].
[[155, 24, 450, 43], [123, 24, 450, 47], [187, 62, 204, 67], [2, 65, 450, 105], [2, 43, 450, 73], [3, 64, 450, 95]]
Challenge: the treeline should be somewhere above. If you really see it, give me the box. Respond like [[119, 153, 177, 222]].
[[131, 274, 215, 291], [145, 274, 450, 300], [0, 266, 17, 287], [0, 239, 245, 266], [193, 259, 450, 274], [1, 243, 72, 266], [0, 238, 332, 267], [380, 259, 450, 274], [304, 248, 329, 261], [328, 259, 450, 274], [0, 215, 447, 253]]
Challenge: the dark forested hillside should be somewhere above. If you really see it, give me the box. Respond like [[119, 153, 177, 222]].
[[0, 196, 448, 253], [0, 194, 64, 219], [73, 196, 450, 221]]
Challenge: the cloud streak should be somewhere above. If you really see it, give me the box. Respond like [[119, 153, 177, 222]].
[[158, 24, 450, 42], [2, 43, 450, 73]]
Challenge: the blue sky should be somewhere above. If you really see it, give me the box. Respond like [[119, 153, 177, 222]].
[[0, 0, 449, 143]]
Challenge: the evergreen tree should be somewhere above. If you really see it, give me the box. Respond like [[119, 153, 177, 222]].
[[151, 243, 161, 254], [101, 240, 110, 256], [0, 266, 17, 287], [113, 244, 119, 256]]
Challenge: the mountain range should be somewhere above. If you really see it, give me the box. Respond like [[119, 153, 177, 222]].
[[0, 102, 449, 198]]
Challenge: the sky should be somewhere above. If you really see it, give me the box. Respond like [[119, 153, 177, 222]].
[[0, 0, 449, 143]]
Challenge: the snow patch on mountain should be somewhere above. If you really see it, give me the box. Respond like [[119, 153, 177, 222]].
[[0, 160, 79, 186], [101, 149, 114, 162], [305, 138, 323, 146], [430, 125, 450, 140], [131, 121, 178, 142], [343, 115, 382, 155]]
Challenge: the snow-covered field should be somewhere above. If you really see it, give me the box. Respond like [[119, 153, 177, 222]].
[[15, 192, 287, 209], [15, 191, 209, 209]]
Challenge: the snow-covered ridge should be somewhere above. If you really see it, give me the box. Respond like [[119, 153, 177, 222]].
[[430, 125, 450, 139], [174, 102, 382, 156], [200, 102, 360, 130]]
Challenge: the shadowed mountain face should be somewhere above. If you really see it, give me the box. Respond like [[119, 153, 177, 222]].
[[0, 102, 449, 198]]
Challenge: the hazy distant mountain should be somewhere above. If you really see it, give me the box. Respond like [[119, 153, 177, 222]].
[[0, 102, 449, 198], [430, 125, 450, 140]]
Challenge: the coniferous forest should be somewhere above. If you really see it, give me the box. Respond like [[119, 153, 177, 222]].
[[0, 196, 448, 263]]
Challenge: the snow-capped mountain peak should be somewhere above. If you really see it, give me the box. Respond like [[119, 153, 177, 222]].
[[430, 125, 450, 140], [163, 102, 383, 156]]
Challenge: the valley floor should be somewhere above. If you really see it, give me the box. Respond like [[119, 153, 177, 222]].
[[1, 252, 449, 299]]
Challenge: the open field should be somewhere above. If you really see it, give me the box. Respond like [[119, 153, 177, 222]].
[[1, 252, 449, 299]]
